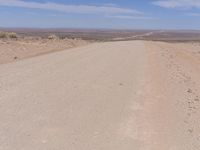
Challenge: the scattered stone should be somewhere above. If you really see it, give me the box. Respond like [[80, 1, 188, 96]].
[[187, 88, 193, 93], [119, 83, 123, 86], [188, 129, 193, 133]]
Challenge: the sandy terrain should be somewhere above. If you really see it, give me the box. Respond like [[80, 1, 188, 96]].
[[0, 38, 89, 64], [0, 41, 200, 150]]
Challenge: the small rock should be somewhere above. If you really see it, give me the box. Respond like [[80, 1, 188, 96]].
[[188, 129, 193, 133], [119, 83, 123, 86], [187, 88, 193, 93]]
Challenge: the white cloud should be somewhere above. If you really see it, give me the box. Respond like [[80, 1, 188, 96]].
[[0, 0, 142, 15], [186, 12, 200, 16], [107, 15, 154, 20], [152, 0, 200, 9]]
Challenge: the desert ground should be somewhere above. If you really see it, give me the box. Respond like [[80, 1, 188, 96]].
[[0, 31, 200, 150], [0, 37, 89, 64]]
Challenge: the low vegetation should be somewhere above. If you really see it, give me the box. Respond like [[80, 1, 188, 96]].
[[0, 31, 18, 39], [48, 34, 59, 40], [0, 32, 6, 38]]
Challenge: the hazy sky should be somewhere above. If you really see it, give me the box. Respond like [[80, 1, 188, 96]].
[[0, 0, 200, 29]]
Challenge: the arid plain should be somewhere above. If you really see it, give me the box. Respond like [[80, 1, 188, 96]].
[[0, 30, 200, 150]]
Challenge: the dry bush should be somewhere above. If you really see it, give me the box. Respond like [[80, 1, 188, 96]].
[[48, 34, 59, 40], [0, 32, 7, 38], [0, 31, 18, 39], [8, 32, 18, 38]]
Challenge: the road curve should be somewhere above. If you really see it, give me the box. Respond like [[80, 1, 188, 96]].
[[0, 41, 199, 150]]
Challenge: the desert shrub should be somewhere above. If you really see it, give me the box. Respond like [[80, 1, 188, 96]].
[[48, 34, 58, 40], [0, 32, 7, 38], [0, 32, 18, 39], [8, 32, 18, 38]]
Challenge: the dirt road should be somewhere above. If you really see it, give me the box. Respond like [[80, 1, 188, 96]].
[[0, 41, 200, 150], [112, 31, 155, 41]]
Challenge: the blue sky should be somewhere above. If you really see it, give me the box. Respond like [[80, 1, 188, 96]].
[[0, 0, 200, 29]]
